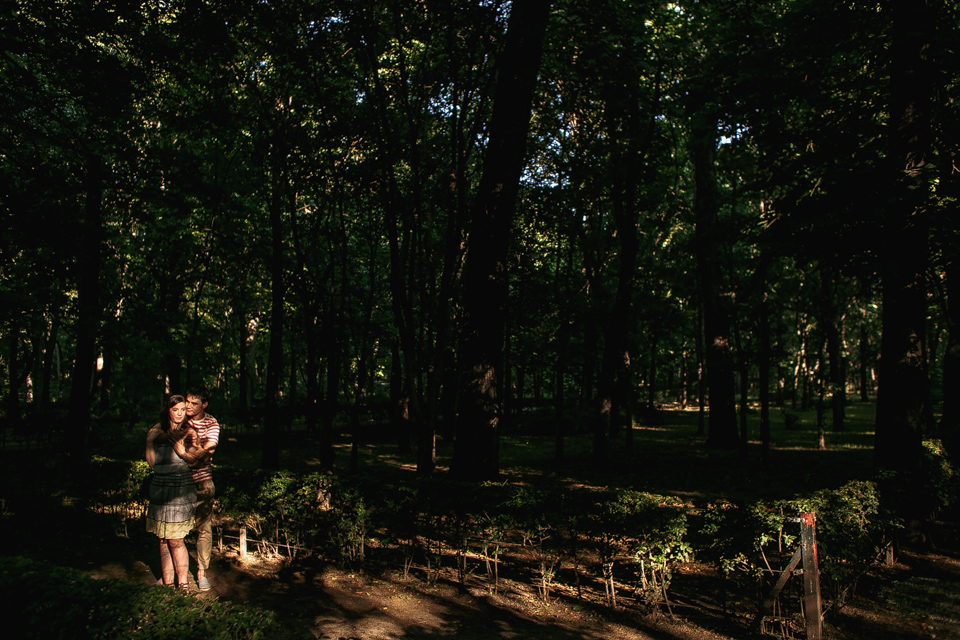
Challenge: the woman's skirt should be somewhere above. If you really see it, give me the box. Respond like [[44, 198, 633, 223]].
[[145, 445, 197, 539]]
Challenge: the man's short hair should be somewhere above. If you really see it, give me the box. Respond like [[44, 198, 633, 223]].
[[186, 385, 211, 404]]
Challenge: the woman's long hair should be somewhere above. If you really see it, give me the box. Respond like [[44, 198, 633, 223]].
[[159, 394, 187, 432]]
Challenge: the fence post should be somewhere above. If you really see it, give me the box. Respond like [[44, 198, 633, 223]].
[[800, 512, 822, 640], [239, 525, 248, 559]]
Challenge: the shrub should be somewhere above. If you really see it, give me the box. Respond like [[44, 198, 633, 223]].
[[781, 409, 802, 430], [588, 490, 690, 608], [785, 480, 895, 608], [920, 439, 959, 518], [501, 486, 571, 601], [216, 468, 334, 555], [698, 481, 898, 616]]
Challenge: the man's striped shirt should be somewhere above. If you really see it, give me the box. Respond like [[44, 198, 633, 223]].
[[189, 414, 220, 484]]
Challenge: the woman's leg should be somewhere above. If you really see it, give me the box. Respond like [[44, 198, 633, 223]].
[[159, 540, 175, 585], [168, 538, 191, 588]]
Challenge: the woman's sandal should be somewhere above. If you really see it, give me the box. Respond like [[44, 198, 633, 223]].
[[177, 583, 190, 592]]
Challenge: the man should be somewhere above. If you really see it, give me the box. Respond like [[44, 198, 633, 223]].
[[184, 386, 219, 591]]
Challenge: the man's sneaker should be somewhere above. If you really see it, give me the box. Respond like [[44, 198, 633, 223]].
[[197, 577, 212, 591]]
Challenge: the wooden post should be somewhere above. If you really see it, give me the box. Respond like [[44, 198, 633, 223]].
[[239, 525, 248, 559], [800, 512, 822, 640]]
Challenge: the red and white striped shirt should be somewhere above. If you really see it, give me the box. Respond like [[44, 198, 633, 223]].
[[189, 414, 220, 484]]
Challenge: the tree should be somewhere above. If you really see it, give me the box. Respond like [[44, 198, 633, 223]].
[[874, 0, 937, 486], [453, 0, 552, 481]]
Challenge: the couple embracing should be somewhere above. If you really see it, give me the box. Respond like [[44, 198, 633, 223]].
[[144, 387, 220, 591]]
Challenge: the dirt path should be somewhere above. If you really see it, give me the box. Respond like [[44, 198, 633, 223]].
[[181, 551, 730, 640]]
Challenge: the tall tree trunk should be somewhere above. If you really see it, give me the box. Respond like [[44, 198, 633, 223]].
[[695, 303, 706, 436], [239, 313, 259, 431], [875, 0, 934, 500], [453, 0, 551, 481], [67, 159, 102, 458], [735, 325, 749, 446], [937, 111, 960, 457], [6, 331, 20, 422], [261, 136, 287, 470], [554, 241, 574, 461], [942, 260, 960, 458], [690, 119, 738, 448], [321, 321, 340, 468], [593, 55, 641, 469], [859, 314, 871, 402], [821, 265, 845, 432], [304, 313, 320, 434], [759, 256, 771, 464], [40, 311, 59, 409]]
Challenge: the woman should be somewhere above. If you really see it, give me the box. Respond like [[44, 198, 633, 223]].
[[145, 394, 204, 590]]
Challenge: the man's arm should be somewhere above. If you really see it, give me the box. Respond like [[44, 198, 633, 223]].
[[195, 417, 219, 467], [171, 427, 207, 468]]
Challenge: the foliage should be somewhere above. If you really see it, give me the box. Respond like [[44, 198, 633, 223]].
[[500, 486, 573, 601], [216, 467, 342, 556], [781, 409, 802, 431], [698, 480, 901, 614], [3, 0, 956, 492], [327, 480, 369, 566], [920, 439, 959, 517], [586, 489, 691, 608], [1, 557, 281, 640], [785, 480, 893, 608]]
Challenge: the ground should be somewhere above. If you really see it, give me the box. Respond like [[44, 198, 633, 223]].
[[5, 405, 960, 639], [10, 494, 960, 640]]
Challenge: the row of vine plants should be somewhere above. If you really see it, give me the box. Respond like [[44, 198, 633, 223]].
[[83, 440, 956, 626]]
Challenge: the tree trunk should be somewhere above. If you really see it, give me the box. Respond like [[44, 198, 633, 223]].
[[239, 313, 259, 431], [67, 159, 103, 458], [942, 260, 960, 458], [593, 55, 641, 469], [875, 0, 934, 494], [759, 256, 771, 463], [261, 136, 287, 470], [40, 311, 59, 409], [690, 119, 738, 448], [6, 330, 20, 422], [453, 0, 551, 481], [859, 316, 871, 402], [821, 265, 845, 432], [696, 304, 706, 436]]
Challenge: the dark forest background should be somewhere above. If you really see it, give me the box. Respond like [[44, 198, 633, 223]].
[[2, 0, 959, 515]]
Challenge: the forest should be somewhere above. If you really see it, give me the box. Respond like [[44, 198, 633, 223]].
[[2, 1, 960, 636]]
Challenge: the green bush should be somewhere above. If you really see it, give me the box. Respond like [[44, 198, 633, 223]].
[[698, 480, 898, 614], [501, 486, 572, 600], [2, 557, 279, 639], [587, 490, 691, 607], [920, 439, 958, 517], [786, 480, 895, 608]]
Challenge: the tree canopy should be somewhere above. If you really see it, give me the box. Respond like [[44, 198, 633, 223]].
[[2, 0, 959, 499]]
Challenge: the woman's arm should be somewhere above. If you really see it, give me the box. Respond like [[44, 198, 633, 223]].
[[145, 425, 162, 470]]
